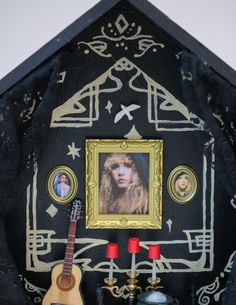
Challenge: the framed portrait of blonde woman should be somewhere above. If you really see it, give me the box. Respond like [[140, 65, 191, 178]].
[[86, 139, 163, 229], [167, 165, 198, 204]]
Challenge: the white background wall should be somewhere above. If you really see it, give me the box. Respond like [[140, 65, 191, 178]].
[[0, 0, 235, 80]]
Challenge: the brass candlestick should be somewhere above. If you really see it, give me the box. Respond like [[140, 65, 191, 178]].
[[102, 241, 164, 303], [126, 271, 142, 301], [102, 271, 142, 303]]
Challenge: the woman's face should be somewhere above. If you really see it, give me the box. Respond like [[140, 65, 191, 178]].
[[59, 174, 67, 184], [177, 174, 189, 189], [111, 163, 132, 188]]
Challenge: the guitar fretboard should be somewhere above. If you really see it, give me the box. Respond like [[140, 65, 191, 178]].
[[62, 220, 77, 275]]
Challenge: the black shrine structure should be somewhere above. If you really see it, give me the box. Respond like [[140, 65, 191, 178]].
[[0, 1, 236, 305]]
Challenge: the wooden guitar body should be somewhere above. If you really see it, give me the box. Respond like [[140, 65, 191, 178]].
[[42, 263, 83, 305]]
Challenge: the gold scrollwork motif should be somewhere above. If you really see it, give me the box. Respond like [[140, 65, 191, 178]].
[[86, 139, 163, 229]]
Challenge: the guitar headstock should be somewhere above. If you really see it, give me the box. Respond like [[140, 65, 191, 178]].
[[70, 198, 83, 221]]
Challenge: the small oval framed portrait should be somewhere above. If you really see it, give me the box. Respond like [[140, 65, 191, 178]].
[[47, 166, 78, 204], [167, 165, 198, 204]]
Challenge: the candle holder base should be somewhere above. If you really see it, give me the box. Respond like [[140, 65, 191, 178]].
[[127, 271, 139, 279], [102, 277, 124, 298], [146, 277, 163, 291], [126, 271, 142, 300], [104, 278, 117, 286]]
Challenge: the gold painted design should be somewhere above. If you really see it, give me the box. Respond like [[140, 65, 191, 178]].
[[51, 57, 204, 130], [124, 125, 142, 139], [105, 100, 113, 113], [26, 139, 215, 273], [77, 14, 165, 58], [45, 204, 58, 218], [86, 139, 163, 229], [67, 142, 81, 160]]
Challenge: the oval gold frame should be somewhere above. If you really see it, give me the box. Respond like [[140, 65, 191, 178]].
[[167, 165, 198, 204], [47, 166, 78, 204]]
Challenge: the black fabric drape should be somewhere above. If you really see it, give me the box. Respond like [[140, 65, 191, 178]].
[[0, 56, 61, 304], [180, 50, 236, 202], [221, 253, 236, 305], [180, 50, 236, 305]]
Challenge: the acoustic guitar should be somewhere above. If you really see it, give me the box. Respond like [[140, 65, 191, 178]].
[[42, 199, 84, 305]]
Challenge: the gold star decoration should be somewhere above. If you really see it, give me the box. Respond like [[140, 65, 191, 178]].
[[67, 142, 81, 160]]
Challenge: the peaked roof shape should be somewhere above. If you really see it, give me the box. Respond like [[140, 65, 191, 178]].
[[0, 0, 236, 96]]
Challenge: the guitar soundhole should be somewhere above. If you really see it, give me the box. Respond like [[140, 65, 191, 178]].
[[56, 273, 75, 291]]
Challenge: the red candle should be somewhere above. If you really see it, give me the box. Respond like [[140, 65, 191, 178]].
[[128, 238, 140, 253], [148, 244, 160, 260], [106, 243, 119, 259]]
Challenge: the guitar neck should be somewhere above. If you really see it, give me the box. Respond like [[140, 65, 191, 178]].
[[63, 219, 77, 275]]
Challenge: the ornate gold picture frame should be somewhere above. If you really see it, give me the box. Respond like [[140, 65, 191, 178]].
[[86, 139, 163, 229], [47, 165, 78, 204], [167, 165, 198, 204]]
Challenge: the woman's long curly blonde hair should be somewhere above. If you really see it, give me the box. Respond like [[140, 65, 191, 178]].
[[99, 154, 148, 214]]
